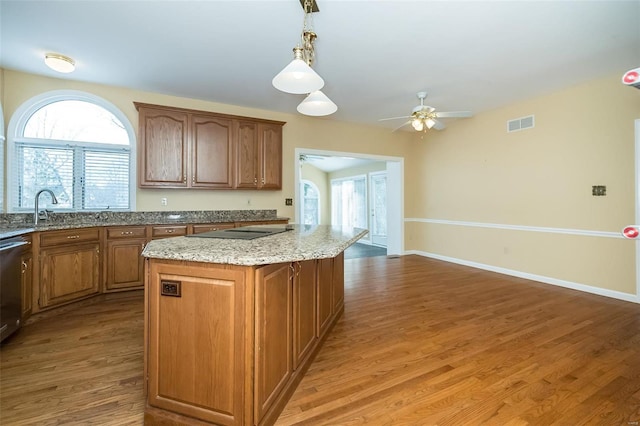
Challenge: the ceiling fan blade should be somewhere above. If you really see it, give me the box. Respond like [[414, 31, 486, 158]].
[[378, 115, 411, 122], [432, 119, 446, 130], [391, 121, 411, 132], [434, 111, 473, 118]]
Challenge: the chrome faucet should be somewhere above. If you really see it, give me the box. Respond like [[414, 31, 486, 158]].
[[34, 189, 59, 225]]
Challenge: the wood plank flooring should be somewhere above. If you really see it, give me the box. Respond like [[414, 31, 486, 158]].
[[1, 255, 639, 425]]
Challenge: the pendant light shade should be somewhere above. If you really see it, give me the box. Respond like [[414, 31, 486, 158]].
[[297, 90, 337, 116], [272, 48, 324, 94]]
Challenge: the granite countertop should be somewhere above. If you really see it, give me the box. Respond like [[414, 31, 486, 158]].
[[0, 210, 287, 240], [142, 225, 368, 266]]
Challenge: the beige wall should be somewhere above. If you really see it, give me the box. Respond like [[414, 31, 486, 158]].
[[1, 69, 413, 219], [3, 69, 640, 299], [328, 161, 387, 181], [300, 163, 330, 225], [405, 73, 640, 297]]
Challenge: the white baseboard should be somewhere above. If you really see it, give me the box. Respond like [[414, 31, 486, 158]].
[[405, 250, 639, 304]]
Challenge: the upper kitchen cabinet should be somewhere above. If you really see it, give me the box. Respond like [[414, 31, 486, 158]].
[[137, 105, 188, 188], [135, 102, 284, 190], [236, 121, 283, 190]]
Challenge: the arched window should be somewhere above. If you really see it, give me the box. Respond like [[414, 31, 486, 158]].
[[301, 180, 320, 225], [7, 91, 135, 212]]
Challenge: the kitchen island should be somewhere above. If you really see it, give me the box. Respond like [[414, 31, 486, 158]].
[[141, 225, 367, 426]]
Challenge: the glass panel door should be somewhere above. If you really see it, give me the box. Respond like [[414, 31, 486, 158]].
[[370, 172, 387, 247]]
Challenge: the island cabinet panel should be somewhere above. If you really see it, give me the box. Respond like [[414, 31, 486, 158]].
[[254, 263, 293, 424], [138, 107, 189, 187], [192, 115, 234, 189], [148, 261, 248, 426], [317, 257, 334, 338], [292, 260, 317, 370], [332, 252, 345, 313]]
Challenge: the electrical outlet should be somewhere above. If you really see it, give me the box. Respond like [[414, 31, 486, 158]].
[[161, 197, 168, 206], [285, 198, 293, 206], [592, 185, 606, 196]]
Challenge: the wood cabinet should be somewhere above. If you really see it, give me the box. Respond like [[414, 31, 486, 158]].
[[317, 257, 334, 338], [254, 263, 293, 424], [332, 252, 345, 313], [151, 225, 188, 239], [135, 102, 284, 190], [137, 107, 189, 187], [20, 237, 33, 319], [105, 226, 147, 292], [236, 122, 283, 190], [292, 260, 317, 369], [147, 260, 248, 425], [191, 222, 236, 234], [39, 228, 100, 309], [144, 253, 344, 426]]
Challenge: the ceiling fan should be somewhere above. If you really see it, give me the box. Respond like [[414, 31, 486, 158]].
[[379, 91, 473, 132]]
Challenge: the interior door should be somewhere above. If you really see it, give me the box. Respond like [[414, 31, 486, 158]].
[[369, 171, 387, 247]]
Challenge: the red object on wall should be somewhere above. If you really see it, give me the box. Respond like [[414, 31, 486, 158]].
[[622, 226, 640, 239]]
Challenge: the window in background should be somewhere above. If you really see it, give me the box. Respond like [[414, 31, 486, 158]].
[[301, 180, 320, 225], [331, 175, 367, 232], [8, 93, 134, 212]]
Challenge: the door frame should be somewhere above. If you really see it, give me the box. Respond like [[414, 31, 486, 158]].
[[369, 170, 387, 247], [294, 148, 404, 257], [635, 119, 640, 302]]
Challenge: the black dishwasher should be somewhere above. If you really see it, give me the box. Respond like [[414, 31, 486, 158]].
[[1, 236, 28, 342]]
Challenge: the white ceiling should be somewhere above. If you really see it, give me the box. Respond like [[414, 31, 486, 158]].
[[1, 1, 638, 132]]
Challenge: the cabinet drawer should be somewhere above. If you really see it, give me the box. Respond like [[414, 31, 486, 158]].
[[40, 228, 100, 247], [191, 223, 235, 234], [107, 226, 147, 239], [151, 225, 187, 238]]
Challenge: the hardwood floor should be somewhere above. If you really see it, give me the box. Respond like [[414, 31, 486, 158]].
[[2, 255, 640, 425], [0, 292, 145, 425]]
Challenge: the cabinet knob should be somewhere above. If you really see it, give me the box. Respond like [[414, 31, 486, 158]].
[[167, 229, 174, 233], [67, 235, 80, 239], [21, 261, 28, 273]]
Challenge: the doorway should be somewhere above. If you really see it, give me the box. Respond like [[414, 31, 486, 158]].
[[369, 171, 387, 247], [295, 148, 404, 257]]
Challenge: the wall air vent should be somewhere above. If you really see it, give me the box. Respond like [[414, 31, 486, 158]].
[[507, 115, 535, 133]]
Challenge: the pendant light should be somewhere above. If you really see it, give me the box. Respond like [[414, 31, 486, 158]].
[[272, 0, 337, 116], [297, 90, 337, 116]]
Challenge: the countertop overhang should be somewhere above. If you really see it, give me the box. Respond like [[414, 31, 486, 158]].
[[142, 224, 368, 266]]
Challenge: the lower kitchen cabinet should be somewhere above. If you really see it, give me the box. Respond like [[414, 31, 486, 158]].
[[254, 263, 293, 424], [317, 257, 333, 338], [292, 260, 317, 369], [20, 237, 33, 319], [39, 241, 100, 308], [105, 226, 147, 291]]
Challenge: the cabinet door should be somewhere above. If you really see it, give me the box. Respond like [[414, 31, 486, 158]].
[[332, 252, 345, 313], [235, 120, 258, 189], [40, 243, 100, 308], [258, 123, 283, 190], [293, 260, 317, 370], [192, 115, 234, 188], [21, 252, 33, 318], [139, 108, 189, 187], [148, 262, 247, 425], [317, 257, 333, 338], [106, 238, 145, 291], [254, 263, 292, 423]]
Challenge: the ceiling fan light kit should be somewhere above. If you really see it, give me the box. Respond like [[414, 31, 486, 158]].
[[380, 91, 472, 133], [272, 0, 337, 117]]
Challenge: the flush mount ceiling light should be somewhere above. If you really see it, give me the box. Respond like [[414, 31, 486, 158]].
[[44, 53, 75, 73], [272, 0, 337, 116]]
